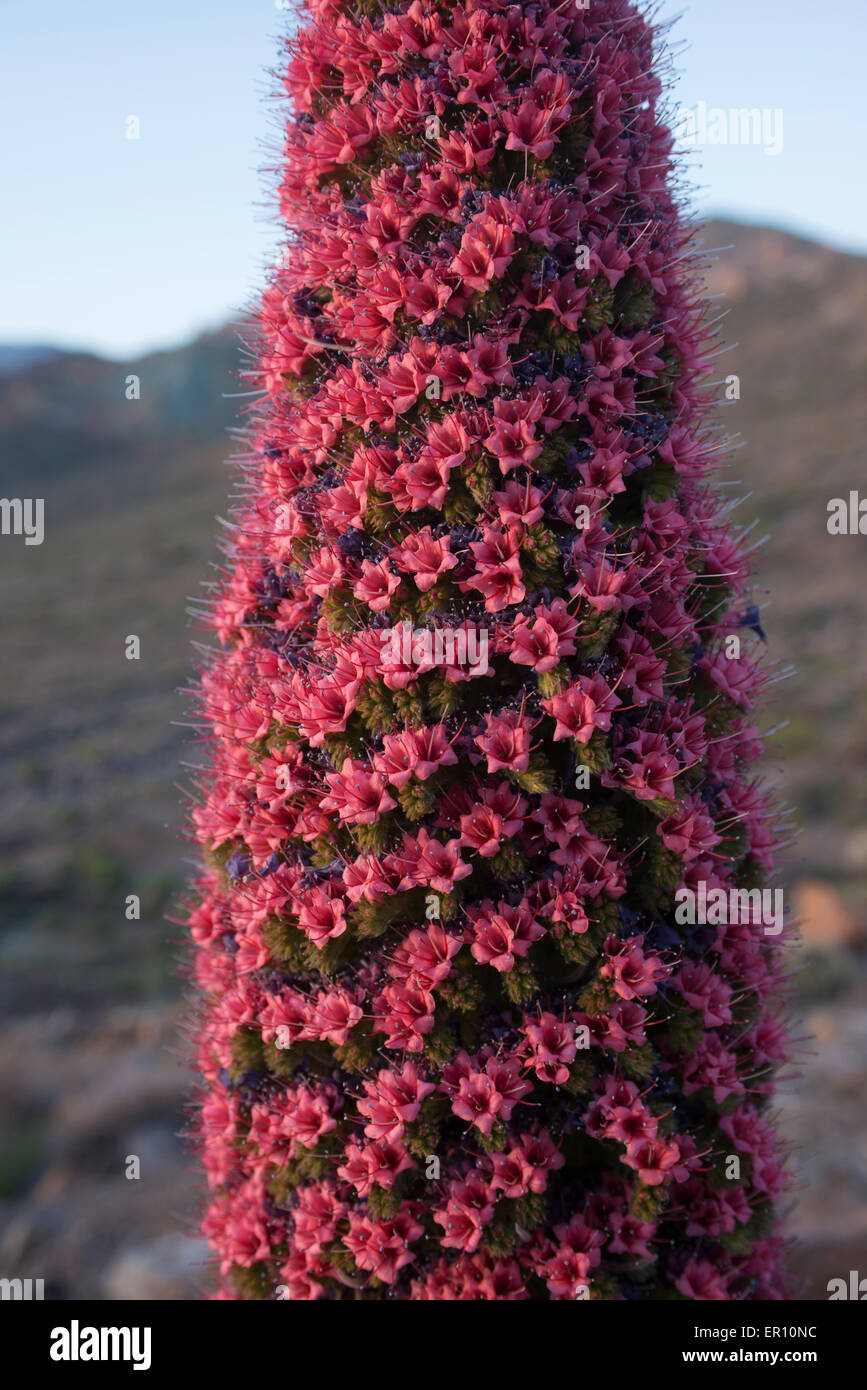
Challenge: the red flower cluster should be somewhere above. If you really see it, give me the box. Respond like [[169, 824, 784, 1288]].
[[186, 0, 793, 1300]]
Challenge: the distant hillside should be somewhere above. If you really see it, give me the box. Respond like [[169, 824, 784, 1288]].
[[0, 325, 247, 1012], [0, 220, 865, 1017], [0, 327, 244, 505], [0, 345, 64, 376], [699, 220, 867, 872]]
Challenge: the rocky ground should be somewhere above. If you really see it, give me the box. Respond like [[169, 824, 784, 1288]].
[[778, 908, 867, 1297], [0, 1004, 208, 1299]]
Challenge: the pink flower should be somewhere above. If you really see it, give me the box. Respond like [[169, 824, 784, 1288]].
[[523, 1011, 578, 1084], [673, 960, 733, 1027], [358, 1063, 436, 1144], [484, 396, 544, 472], [623, 1137, 682, 1187], [310, 986, 364, 1044], [463, 524, 526, 611], [390, 923, 461, 989], [292, 1182, 347, 1256], [320, 757, 397, 825], [394, 526, 457, 591], [444, 1054, 532, 1134], [608, 1211, 656, 1259], [414, 828, 473, 892], [674, 1257, 731, 1301], [451, 1072, 502, 1135], [467, 900, 544, 971], [604, 729, 680, 802], [458, 802, 512, 857], [543, 674, 621, 744], [599, 933, 668, 1001], [510, 614, 560, 671], [475, 708, 535, 773], [352, 559, 401, 612], [344, 1208, 424, 1282], [492, 478, 546, 527], [434, 1173, 496, 1254], [372, 730, 420, 788], [279, 1083, 338, 1152], [372, 980, 436, 1052], [452, 215, 514, 291], [338, 1139, 415, 1198], [503, 98, 563, 158], [489, 1132, 563, 1197], [290, 666, 362, 745]]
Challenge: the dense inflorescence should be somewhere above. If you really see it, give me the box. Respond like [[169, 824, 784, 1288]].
[[185, 0, 793, 1300]]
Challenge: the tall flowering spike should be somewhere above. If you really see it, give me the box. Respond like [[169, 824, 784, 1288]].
[[187, 0, 793, 1301]]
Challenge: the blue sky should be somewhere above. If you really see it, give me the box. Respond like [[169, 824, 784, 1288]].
[[3, 0, 865, 358]]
